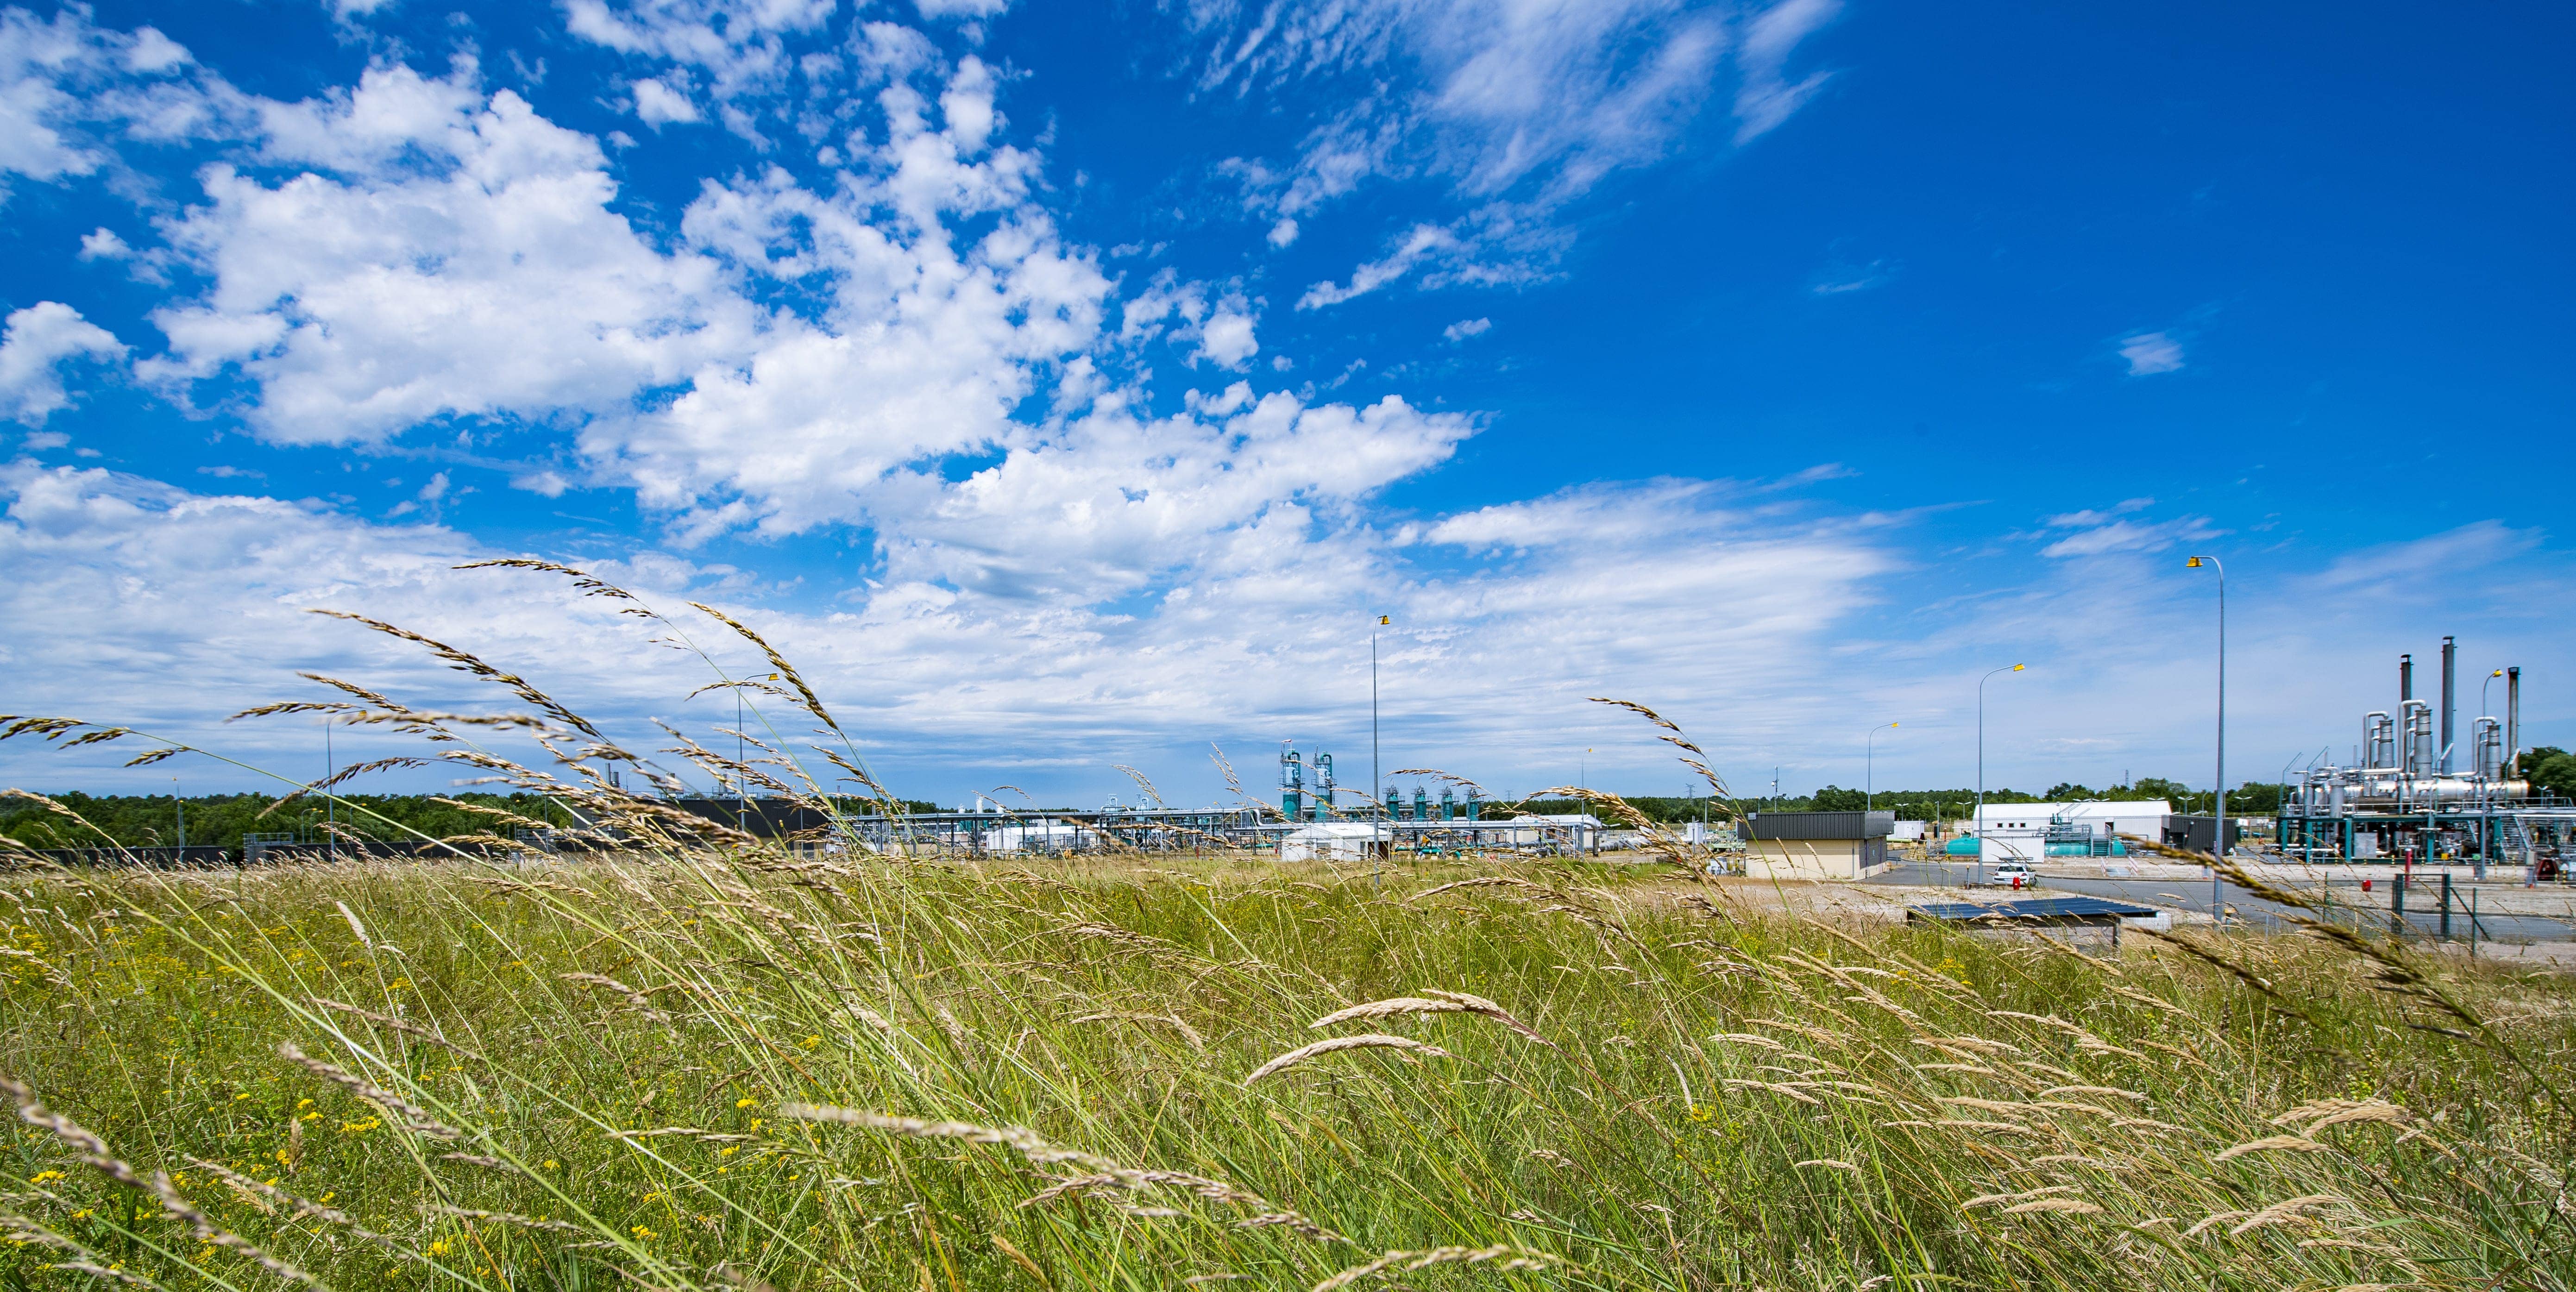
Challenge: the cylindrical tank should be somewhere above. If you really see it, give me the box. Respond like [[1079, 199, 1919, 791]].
[[1385, 784, 1403, 821], [2402, 702, 2434, 776], [1280, 749, 1303, 821], [1439, 787, 1457, 820], [1314, 753, 1334, 821], [2363, 712, 2394, 771], [1412, 787, 1430, 821]]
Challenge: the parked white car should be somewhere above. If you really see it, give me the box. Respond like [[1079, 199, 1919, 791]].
[[1988, 860, 2039, 888]]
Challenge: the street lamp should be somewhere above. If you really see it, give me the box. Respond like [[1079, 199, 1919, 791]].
[[1976, 665, 2026, 878], [1373, 614, 1389, 880], [1865, 722, 1898, 812], [2188, 554, 2225, 920]]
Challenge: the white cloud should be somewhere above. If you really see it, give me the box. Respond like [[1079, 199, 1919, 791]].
[[1266, 216, 1299, 247], [1201, 0, 1836, 297], [1297, 205, 1560, 307], [1442, 317, 1491, 342], [2036, 507, 2217, 559], [1120, 272, 1261, 372], [77, 226, 129, 259], [1733, 0, 1841, 143], [2120, 331, 2184, 376], [0, 301, 125, 424], [562, 0, 833, 106], [630, 74, 702, 125], [914, 0, 1013, 19], [141, 64, 756, 445], [0, 9, 242, 198]]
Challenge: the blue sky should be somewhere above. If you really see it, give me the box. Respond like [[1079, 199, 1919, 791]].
[[2, 0, 2570, 809]]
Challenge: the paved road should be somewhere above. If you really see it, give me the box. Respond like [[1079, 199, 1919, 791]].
[[1869, 861, 2576, 944]]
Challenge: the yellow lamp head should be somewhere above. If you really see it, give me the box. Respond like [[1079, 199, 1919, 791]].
[[2186, 556, 2206, 568], [2012, 664, 2025, 671]]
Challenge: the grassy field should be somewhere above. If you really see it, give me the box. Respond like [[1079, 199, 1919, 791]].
[[2, 847, 2570, 1292]]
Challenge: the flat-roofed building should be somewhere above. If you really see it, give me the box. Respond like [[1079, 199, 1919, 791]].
[[1739, 810, 1895, 881]]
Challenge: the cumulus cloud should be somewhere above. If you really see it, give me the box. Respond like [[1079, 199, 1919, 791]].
[[2120, 331, 2184, 376], [1121, 272, 1261, 371], [140, 63, 756, 445], [0, 8, 241, 198], [1441, 317, 1491, 342], [562, 0, 833, 106], [630, 74, 701, 124], [0, 302, 125, 424]]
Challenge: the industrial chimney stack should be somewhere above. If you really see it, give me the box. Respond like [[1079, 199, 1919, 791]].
[[2440, 636, 2457, 772]]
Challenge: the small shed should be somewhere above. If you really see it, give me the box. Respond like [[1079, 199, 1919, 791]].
[[1739, 810, 1895, 881], [1281, 822, 1392, 862]]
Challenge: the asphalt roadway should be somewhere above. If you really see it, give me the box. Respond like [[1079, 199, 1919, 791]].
[[1867, 861, 2576, 944]]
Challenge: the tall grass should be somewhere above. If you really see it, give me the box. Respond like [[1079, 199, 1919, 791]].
[[1, 846, 2570, 1291]]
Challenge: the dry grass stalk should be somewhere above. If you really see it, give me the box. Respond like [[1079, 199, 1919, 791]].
[[275, 1041, 465, 1141], [2227, 1194, 2349, 1235], [1071, 1011, 1208, 1051], [778, 1106, 1339, 1242], [1245, 1035, 1452, 1085], [1962, 1185, 2080, 1208], [2214, 1135, 2334, 1161], [558, 972, 674, 1022], [2272, 1098, 2410, 1132], [309, 997, 472, 1056], [1794, 1159, 1860, 1172], [1308, 991, 1550, 1046], [1309, 1244, 1566, 1292], [2001, 1198, 2105, 1216]]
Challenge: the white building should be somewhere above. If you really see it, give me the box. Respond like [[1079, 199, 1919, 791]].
[[979, 819, 1086, 853], [1967, 801, 2172, 863], [1280, 822, 1391, 862], [1505, 813, 1604, 851]]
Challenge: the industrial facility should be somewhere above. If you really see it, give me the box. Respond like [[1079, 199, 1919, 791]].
[[2277, 639, 2571, 877]]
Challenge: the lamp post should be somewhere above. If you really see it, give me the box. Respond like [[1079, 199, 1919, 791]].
[[174, 776, 184, 853], [1866, 722, 1897, 812], [1977, 665, 2026, 881], [1373, 615, 1388, 881], [2188, 554, 2225, 919]]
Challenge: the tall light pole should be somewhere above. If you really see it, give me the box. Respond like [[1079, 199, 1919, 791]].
[[1373, 615, 1388, 879], [2188, 554, 2225, 918], [174, 776, 184, 852], [1866, 722, 1897, 812], [1977, 665, 2026, 875]]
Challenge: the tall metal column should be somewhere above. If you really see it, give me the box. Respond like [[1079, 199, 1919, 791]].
[[2440, 636, 2457, 772]]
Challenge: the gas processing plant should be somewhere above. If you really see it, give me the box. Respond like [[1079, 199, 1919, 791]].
[[2278, 637, 2572, 877], [1274, 746, 1485, 823]]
